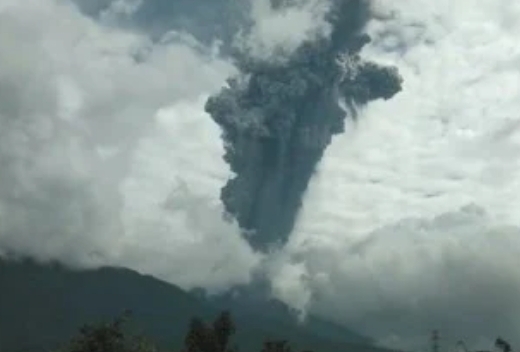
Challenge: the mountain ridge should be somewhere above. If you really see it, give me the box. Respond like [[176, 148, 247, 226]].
[[0, 257, 394, 352]]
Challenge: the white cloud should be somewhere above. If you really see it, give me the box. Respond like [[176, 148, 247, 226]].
[[117, 99, 261, 290], [3, 0, 520, 347], [0, 0, 260, 290], [237, 0, 331, 61], [99, 0, 143, 24], [271, 0, 520, 348], [276, 206, 520, 348]]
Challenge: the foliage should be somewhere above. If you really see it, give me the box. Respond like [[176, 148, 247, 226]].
[[495, 338, 512, 352], [261, 340, 292, 352], [182, 311, 237, 352], [60, 311, 157, 352], [43, 308, 519, 352], [57, 310, 319, 352]]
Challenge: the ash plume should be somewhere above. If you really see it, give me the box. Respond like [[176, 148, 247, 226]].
[[205, 0, 403, 251]]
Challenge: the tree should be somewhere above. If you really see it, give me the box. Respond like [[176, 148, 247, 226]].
[[183, 311, 238, 352], [495, 338, 512, 352], [212, 311, 235, 352], [261, 340, 292, 352], [61, 311, 156, 352]]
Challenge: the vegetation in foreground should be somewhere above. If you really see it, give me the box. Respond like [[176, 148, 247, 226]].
[[55, 310, 311, 352], [54, 311, 516, 352]]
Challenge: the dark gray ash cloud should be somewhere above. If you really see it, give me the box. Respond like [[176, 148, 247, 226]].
[[205, 0, 402, 250]]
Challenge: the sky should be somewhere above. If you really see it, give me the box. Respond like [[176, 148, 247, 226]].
[[0, 0, 520, 350]]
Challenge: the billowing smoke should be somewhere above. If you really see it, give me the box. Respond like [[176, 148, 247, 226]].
[[205, 0, 402, 250], [266, 0, 520, 348], [4, 0, 520, 348]]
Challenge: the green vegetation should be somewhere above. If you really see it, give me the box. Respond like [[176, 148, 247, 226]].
[[0, 259, 390, 352], [0, 259, 514, 352], [54, 310, 311, 352]]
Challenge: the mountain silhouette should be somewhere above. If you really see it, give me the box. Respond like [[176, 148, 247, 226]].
[[0, 258, 394, 352]]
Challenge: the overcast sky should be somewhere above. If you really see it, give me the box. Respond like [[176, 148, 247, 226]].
[[0, 0, 519, 350]]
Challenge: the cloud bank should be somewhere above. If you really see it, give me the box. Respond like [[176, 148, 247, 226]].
[[238, 0, 332, 60], [268, 0, 520, 348], [0, 0, 258, 291], [2, 0, 520, 349]]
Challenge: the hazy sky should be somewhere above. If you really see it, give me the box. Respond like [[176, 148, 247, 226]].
[[0, 0, 519, 349]]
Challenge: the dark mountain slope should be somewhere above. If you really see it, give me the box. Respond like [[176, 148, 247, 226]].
[[0, 258, 394, 352]]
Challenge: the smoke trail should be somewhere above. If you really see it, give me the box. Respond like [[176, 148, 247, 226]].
[[205, 0, 402, 250]]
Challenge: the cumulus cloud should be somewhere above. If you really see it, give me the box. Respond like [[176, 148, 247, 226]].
[[3, 0, 520, 348], [274, 206, 520, 348], [236, 0, 332, 61], [0, 0, 259, 291], [117, 100, 261, 290], [98, 0, 143, 24], [270, 0, 520, 348], [73, 0, 248, 50]]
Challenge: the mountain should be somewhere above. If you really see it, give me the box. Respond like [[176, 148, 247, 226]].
[[199, 283, 372, 348], [0, 258, 393, 352]]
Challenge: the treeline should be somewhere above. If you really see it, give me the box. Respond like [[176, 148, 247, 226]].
[[56, 311, 310, 352], [11, 311, 515, 352]]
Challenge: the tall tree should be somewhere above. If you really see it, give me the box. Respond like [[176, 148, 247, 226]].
[[183, 311, 237, 352]]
